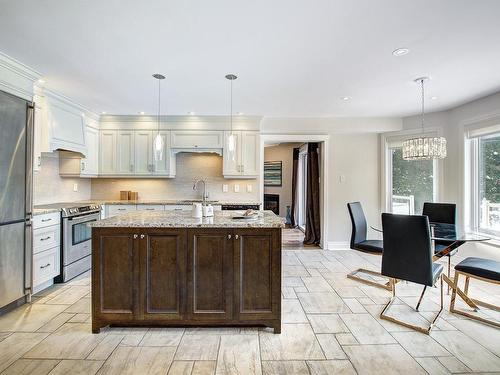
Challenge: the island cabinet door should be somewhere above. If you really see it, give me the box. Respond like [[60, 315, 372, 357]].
[[139, 230, 187, 321], [187, 229, 233, 321], [92, 230, 140, 322], [234, 229, 281, 321]]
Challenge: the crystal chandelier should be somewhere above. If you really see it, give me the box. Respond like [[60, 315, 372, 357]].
[[153, 73, 165, 161], [402, 77, 447, 160]]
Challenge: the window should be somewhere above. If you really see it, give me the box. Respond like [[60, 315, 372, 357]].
[[388, 146, 436, 214], [470, 133, 500, 234]]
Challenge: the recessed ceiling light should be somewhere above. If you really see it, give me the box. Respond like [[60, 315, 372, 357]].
[[392, 48, 410, 56], [341, 96, 351, 101], [81, 113, 85, 117], [431, 96, 438, 100], [188, 111, 195, 115], [37, 79, 46, 84], [139, 111, 145, 115], [236, 112, 243, 115], [101, 111, 107, 114]]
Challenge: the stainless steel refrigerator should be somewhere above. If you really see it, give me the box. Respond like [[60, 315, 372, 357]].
[[0, 89, 34, 311]]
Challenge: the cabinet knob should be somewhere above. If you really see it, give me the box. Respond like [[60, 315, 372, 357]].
[[140, 234, 145, 239], [133, 234, 138, 239], [235, 234, 239, 240], [228, 234, 232, 239]]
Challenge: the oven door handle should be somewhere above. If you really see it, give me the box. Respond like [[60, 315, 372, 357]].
[[67, 213, 101, 223]]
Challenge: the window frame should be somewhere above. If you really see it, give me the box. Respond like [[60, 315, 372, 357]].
[[465, 134, 500, 237], [381, 128, 443, 214]]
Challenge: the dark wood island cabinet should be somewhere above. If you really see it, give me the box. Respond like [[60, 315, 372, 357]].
[[90, 210, 283, 333]]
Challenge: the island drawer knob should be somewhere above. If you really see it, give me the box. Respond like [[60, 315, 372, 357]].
[[228, 234, 232, 239], [140, 234, 145, 239], [133, 234, 138, 239], [235, 234, 239, 240]]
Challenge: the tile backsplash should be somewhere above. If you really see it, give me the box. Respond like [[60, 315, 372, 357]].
[[34, 152, 92, 204], [90, 153, 260, 201]]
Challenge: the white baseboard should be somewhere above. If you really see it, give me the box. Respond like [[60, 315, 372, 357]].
[[327, 241, 350, 250]]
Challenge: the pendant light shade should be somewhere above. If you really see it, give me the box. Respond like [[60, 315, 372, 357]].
[[226, 74, 237, 160], [402, 77, 447, 160], [153, 73, 165, 161]]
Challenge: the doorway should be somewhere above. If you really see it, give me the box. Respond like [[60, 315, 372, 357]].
[[262, 137, 328, 249]]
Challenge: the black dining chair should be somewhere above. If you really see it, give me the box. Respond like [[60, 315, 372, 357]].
[[347, 202, 389, 290], [422, 202, 457, 284], [380, 213, 444, 334]]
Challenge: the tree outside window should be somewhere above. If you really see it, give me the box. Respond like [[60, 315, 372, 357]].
[[391, 148, 434, 214]]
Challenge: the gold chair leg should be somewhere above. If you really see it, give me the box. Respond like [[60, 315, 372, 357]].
[[347, 268, 392, 291], [445, 271, 500, 328], [379, 277, 443, 335]]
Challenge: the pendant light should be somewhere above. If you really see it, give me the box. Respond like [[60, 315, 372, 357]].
[[225, 74, 237, 160], [402, 77, 447, 160], [153, 73, 165, 161]]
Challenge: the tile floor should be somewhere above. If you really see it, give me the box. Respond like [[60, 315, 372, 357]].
[[0, 249, 499, 374]]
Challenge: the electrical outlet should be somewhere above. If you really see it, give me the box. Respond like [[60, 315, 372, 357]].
[[73, 183, 78, 192], [339, 175, 346, 183], [222, 184, 228, 193], [234, 184, 240, 193], [246, 184, 253, 193]]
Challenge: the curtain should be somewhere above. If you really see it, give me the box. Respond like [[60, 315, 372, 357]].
[[290, 147, 300, 227], [304, 142, 321, 244]]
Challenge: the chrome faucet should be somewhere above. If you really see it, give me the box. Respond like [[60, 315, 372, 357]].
[[193, 178, 208, 206]]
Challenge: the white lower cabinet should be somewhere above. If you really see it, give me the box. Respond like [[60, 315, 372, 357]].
[[32, 213, 61, 293], [164, 205, 192, 211], [106, 204, 137, 218], [136, 205, 164, 211], [33, 247, 60, 290]]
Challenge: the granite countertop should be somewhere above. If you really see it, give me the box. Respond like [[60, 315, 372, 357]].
[[89, 210, 284, 228], [83, 200, 261, 206], [33, 207, 61, 216]]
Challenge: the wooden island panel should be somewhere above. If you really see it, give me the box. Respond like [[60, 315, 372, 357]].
[[140, 230, 186, 320], [92, 227, 281, 333]]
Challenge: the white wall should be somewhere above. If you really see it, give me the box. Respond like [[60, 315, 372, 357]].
[[34, 152, 92, 205], [329, 134, 381, 245]]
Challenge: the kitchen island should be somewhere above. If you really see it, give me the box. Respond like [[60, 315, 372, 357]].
[[90, 210, 284, 333]]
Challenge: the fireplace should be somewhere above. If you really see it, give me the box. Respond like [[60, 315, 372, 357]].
[[264, 194, 280, 216]]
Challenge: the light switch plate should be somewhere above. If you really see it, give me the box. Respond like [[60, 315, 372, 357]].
[[247, 184, 253, 193], [222, 184, 228, 193], [73, 183, 78, 192], [234, 184, 240, 193]]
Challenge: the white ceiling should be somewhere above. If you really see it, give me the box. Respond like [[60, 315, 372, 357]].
[[1, 0, 500, 118]]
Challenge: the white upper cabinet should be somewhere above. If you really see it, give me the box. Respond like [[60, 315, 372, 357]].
[[116, 130, 135, 174], [134, 130, 153, 175], [171, 130, 223, 150], [241, 131, 260, 177], [81, 126, 99, 176], [223, 131, 259, 178], [45, 93, 87, 155], [100, 130, 117, 174]]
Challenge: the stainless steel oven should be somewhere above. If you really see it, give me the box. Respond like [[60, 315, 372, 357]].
[[58, 205, 100, 282]]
